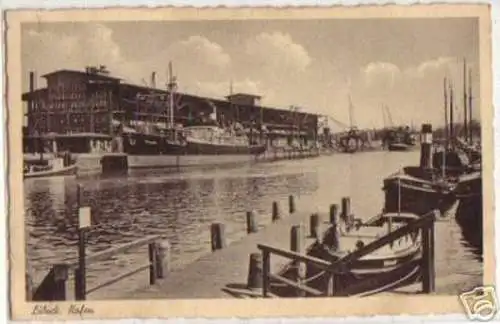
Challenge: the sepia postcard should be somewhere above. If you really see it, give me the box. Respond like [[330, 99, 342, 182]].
[[5, 4, 495, 321]]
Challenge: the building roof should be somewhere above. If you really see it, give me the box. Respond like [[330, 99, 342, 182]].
[[41, 69, 121, 82]]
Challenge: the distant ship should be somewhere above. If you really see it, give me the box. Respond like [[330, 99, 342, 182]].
[[119, 63, 267, 170], [385, 127, 417, 152], [121, 120, 267, 169]]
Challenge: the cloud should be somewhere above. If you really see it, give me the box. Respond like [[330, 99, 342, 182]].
[[352, 56, 477, 128], [22, 25, 233, 89], [168, 36, 231, 69], [362, 62, 401, 89], [244, 32, 311, 76], [23, 24, 125, 75]]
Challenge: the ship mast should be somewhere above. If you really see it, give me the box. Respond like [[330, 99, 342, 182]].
[[442, 77, 448, 177], [348, 95, 354, 129], [468, 68, 473, 144], [167, 62, 177, 129], [449, 80, 454, 149], [444, 77, 449, 149], [463, 59, 468, 141]]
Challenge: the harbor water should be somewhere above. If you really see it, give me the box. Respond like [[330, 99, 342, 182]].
[[24, 151, 482, 298]]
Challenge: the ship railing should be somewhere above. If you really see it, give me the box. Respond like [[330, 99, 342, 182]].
[[257, 210, 437, 297]]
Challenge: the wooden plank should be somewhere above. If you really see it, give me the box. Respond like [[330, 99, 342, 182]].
[[258, 244, 330, 270], [86, 263, 151, 295], [269, 273, 323, 296], [65, 235, 163, 268]]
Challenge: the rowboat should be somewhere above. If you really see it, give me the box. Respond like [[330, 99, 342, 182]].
[[24, 157, 77, 179], [270, 212, 423, 297]]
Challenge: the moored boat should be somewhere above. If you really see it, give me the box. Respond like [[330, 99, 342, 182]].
[[270, 212, 423, 297], [24, 156, 77, 179], [124, 124, 267, 169], [454, 171, 482, 254], [382, 167, 456, 216]]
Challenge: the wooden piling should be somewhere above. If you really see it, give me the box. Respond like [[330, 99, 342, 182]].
[[33, 264, 69, 301], [289, 195, 295, 214], [247, 253, 263, 289], [246, 210, 258, 234], [309, 213, 320, 239], [341, 197, 351, 223], [155, 240, 171, 279], [148, 242, 158, 285], [329, 204, 338, 224], [290, 224, 305, 297], [75, 184, 88, 301], [272, 201, 281, 222], [421, 221, 436, 293], [210, 223, 226, 251]]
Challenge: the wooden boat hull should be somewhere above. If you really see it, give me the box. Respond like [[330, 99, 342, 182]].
[[24, 164, 77, 179], [383, 172, 456, 216], [269, 214, 422, 297], [454, 172, 482, 254]]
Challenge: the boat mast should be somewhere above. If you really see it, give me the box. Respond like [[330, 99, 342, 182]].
[[348, 95, 354, 129], [468, 68, 473, 144], [167, 62, 176, 129], [463, 59, 468, 141], [443, 77, 448, 178], [449, 80, 454, 149]]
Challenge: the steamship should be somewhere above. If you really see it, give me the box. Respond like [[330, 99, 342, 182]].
[[120, 118, 267, 170], [120, 65, 267, 170]]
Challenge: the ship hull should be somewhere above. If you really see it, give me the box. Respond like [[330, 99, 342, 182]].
[[24, 164, 77, 179], [383, 172, 456, 216], [454, 172, 482, 254], [127, 153, 260, 169], [122, 132, 266, 170]]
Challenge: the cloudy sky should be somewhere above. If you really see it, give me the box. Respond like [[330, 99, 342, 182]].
[[22, 18, 479, 129]]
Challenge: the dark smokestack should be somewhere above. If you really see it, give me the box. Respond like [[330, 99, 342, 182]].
[[419, 123, 433, 170]]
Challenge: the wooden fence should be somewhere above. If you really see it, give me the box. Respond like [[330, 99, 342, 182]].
[[29, 234, 168, 301]]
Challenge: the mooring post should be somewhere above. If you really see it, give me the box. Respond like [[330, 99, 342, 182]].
[[272, 201, 281, 222], [210, 223, 226, 251], [246, 210, 258, 234], [75, 184, 91, 301], [309, 213, 320, 239], [421, 221, 436, 293], [420, 124, 433, 170], [329, 204, 339, 224], [52, 264, 69, 301], [262, 249, 270, 297], [341, 197, 351, 224], [247, 253, 263, 290], [325, 272, 335, 296], [148, 242, 159, 285], [290, 224, 305, 297], [155, 240, 171, 279], [289, 195, 296, 214]]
